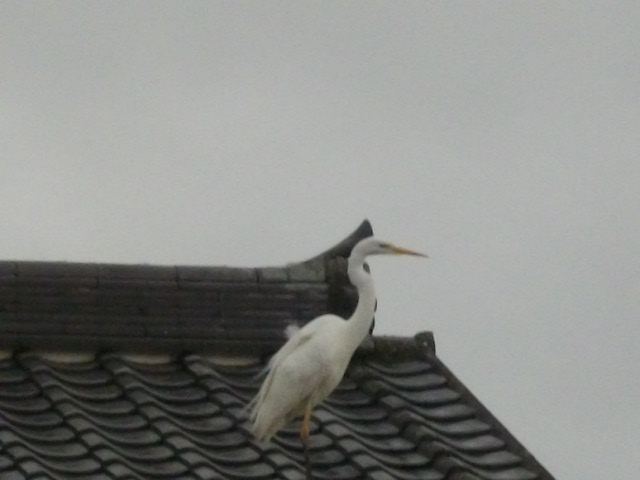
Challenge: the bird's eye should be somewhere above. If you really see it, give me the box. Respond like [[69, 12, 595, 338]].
[[378, 242, 391, 249]]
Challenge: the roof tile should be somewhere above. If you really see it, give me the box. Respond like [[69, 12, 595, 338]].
[[0, 348, 552, 480]]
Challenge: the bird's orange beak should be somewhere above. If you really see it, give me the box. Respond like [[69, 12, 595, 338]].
[[391, 245, 428, 258]]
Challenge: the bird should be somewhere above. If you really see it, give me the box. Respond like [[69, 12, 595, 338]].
[[247, 237, 426, 448]]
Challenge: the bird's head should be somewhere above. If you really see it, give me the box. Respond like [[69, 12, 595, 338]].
[[351, 237, 427, 259]]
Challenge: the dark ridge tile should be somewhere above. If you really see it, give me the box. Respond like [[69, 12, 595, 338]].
[[183, 363, 247, 387], [256, 267, 289, 283], [177, 266, 257, 284], [455, 450, 523, 468], [257, 293, 298, 310], [170, 412, 237, 437], [148, 418, 182, 437], [98, 264, 177, 282], [219, 292, 262, 310], [0, 261, 17, 277], [139, 403, 236, 436], [48, 392, 136, 418], [320, 403, 387, 423], [394, 387, 461, 406], [370, 465, 444, 480], [0, 381, 40, 400], [16, 262, 99, 279], [93, 447, 188, 478], [175, 288, 221, 304], [0, 409, 63, 429], [377, 394, 409, 413], [392, 413, 487, 452], [286, 263, 323, 283], [79, 407, 154, 431], [281, 282, 328, 296], [284, 431, 332, 452], [0, 396, 50, 414], [321, 419, 401, 443], [176, 450, 211, 470], [178, 428, 247, 451], [444, 434, 506, 453], [329, 435, 434, 472], [442, 461, 537, 480], [330, 437, 362, 456], [7, 449, 101, 476], [209, 390, 246, 409], [211, 460, 277, 480], [180, 442, 262, 467], [191, 465, 220, 480], [123, 381, 208, 406], [351, 455, 441, 480], [489, 467, 538, 480], [0, 429, 22, 447], [320, 422, 353, 440], [310, 463, 362, 480], [415, 404, 476, 421], [80, 428, 162, 449], [0, 316, 65, 334], [0, 361, 26, 380], [336, 417, 400, 438], [0, 469, 23, 480], [278, 467, 308, 480], [323, 387, 374, 408], [124, 368, 197, 390], [104, 462, 145, 480], [306, 447, 347, 468], [149, 397, 222, 419], [345, 433, 419, 456], [66, 412, 149, 433], [429, 418, 493, 437], [361, 448, 431, 470], [93, 442, 175, 464], [271, 433, 314, 454], [373, 372, 448, 391], [368, 470, 399, 480], [3, 425, 75, 444], [34, 376, 122, 403], [366, 360, 433, 376], [27, 364, 110, 388], [261, 451, 296, 469], [9, 439, 88, 461]]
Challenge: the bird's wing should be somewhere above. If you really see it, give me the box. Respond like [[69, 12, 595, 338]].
[[268, 316, 333, 369], [245, 315, 337, 418]]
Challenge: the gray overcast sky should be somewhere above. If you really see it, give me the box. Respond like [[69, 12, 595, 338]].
[[2, 2, 639, 478]]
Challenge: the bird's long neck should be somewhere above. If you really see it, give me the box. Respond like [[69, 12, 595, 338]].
[[343, 251, 376, 353]]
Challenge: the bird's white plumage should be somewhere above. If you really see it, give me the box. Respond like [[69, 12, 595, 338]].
[[248, 237, 425, 442]]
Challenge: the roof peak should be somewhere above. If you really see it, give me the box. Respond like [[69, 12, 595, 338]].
[[0, 220, 415, 358]]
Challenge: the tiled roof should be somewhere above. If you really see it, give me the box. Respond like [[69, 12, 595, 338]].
[[0, 221, 555, 480], [0, 335, 552, 480]]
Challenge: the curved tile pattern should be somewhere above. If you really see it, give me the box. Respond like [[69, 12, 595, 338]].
[[0, 345, 553, 480], [349, 356, 549, 480]]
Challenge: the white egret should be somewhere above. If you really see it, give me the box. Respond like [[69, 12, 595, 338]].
[[248, 237, 426, 447]]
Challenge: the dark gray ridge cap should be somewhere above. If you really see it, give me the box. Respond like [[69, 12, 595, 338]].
[[353, 331, 436, 363], [0, 221, 374, 355]]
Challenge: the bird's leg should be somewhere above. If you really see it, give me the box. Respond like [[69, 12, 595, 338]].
[[300, 404, 312, 444], [301, 403, 313, 480]]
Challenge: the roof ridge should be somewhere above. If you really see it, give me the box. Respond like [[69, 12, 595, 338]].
[[0, 222, 374, 356]]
